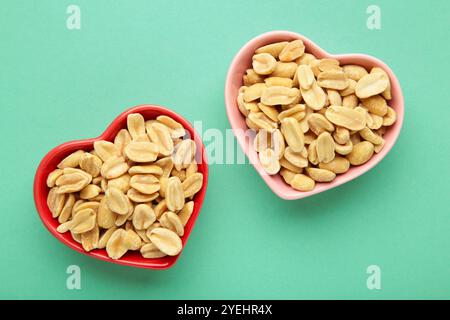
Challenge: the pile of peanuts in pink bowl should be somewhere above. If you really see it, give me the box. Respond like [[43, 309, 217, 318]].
[[225, 31, 404, 200]]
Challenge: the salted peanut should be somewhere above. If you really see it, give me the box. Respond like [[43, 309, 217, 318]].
[[339, 78, 356, 96], [290, 174, 315, 192], [279, 40, 305, 62], [127, 188, 158, 203], [243, 69, 265, 86], [105, 187, 129, 215], [237, 91, 250, 117], [243, 101, 262, 114], [124, 141, 159, 163], [248, 112, 278, 131], [108, 173, 130, 192], [173, 139, 196, 171], [318, 157, 350, 174], [93, 141, 120, 162], [129, 174, 160, 195], [265, 77, 293, 88], [72, 201, 99, 217], [280, 168, 296, 184], [80, 184, 102, 200], [128, 165, 162, 176], [156, 115, 185, 139], [335, 140, 353, 156], [70, 208, 96, 234], [252, 53, 277, 75], [97, 226, 117, 249], [131, 204, 156, 230], [243, 83, 266, 102], [79, 153, 102, 178], [166, 177, 185, 212], [271, 129, 285, 159], [246, 117, 259, 131], [278, 105, 306, 122], [155, 157, 174, 178], [299, 107, 313, 133], [186, 161, 198, 178], [325, 106, 366, 131], [114, 129, 131, 156], [56, 168, 92, 194], [306, 168, 336, 182], [371, 67, 392, 100], [333, 127, 350, 145], [383, 107, 397, 126], [259, 148, 281, 175], [178, 201, 194, 226], [318, 58, 340, 72], [47, 187, 65, 218], [327, 90, 342, 106], [261, 86, 299, 106], [58, 193, 75, 223], [47, 169, 63, 188], [342, 94, 358, 108], [140, 243, 167, 258], [57, 150, 84, 169], [71, 231, 82, 244], [159, 177, 168, 198], [359, 127, 383, 145], [106, 229, 129, 259], [182, 172, 203, 197], [255, 41, 288, 58], [308, 113, 335, 136], [284, 147, 308, 168], [160, 211, 184, 237], [280, 117, 304, 152], [307, 140, 319, 165], [317, 70, 349, 90], [127, 113, 146, 140], [97, 197, 116, 229], [355, 72, 389, 99], [258, 103, 279, 122], [149, 228, 182, 256], [101, 156, 129, 179], [309, 59, 321, 77], [342, 65, 368, 81], [125, 230, 142, 251], [296, 53, 316, 65], [374, 138, 385, 153], [347, 141, 374, 165], [153, 199, 168, 220], [361, 95, 388, 116], [300, 82, 327, 110], [146, 122, 174, 156], [254, 130, 270, 152], [271, 62, 297, 78], [297, 65, 315, 90], [316, 132, 335, 164], [81, 225, 99, 252], [366, 113, 383, 130]]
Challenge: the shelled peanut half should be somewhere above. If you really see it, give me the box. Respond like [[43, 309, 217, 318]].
[[237, 39, 397, 192], [46, 113, 204, 260]]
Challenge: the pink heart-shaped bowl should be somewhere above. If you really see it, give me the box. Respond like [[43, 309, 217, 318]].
[[225, 31, 404, 200], [34, 105, 208, 269]]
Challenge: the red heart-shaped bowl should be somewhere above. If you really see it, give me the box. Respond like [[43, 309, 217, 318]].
[[34, 105, 208, 269], [225, 31, 404, 200]]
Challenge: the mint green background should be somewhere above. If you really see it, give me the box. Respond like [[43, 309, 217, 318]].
[[1, 0, 449, 299]]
